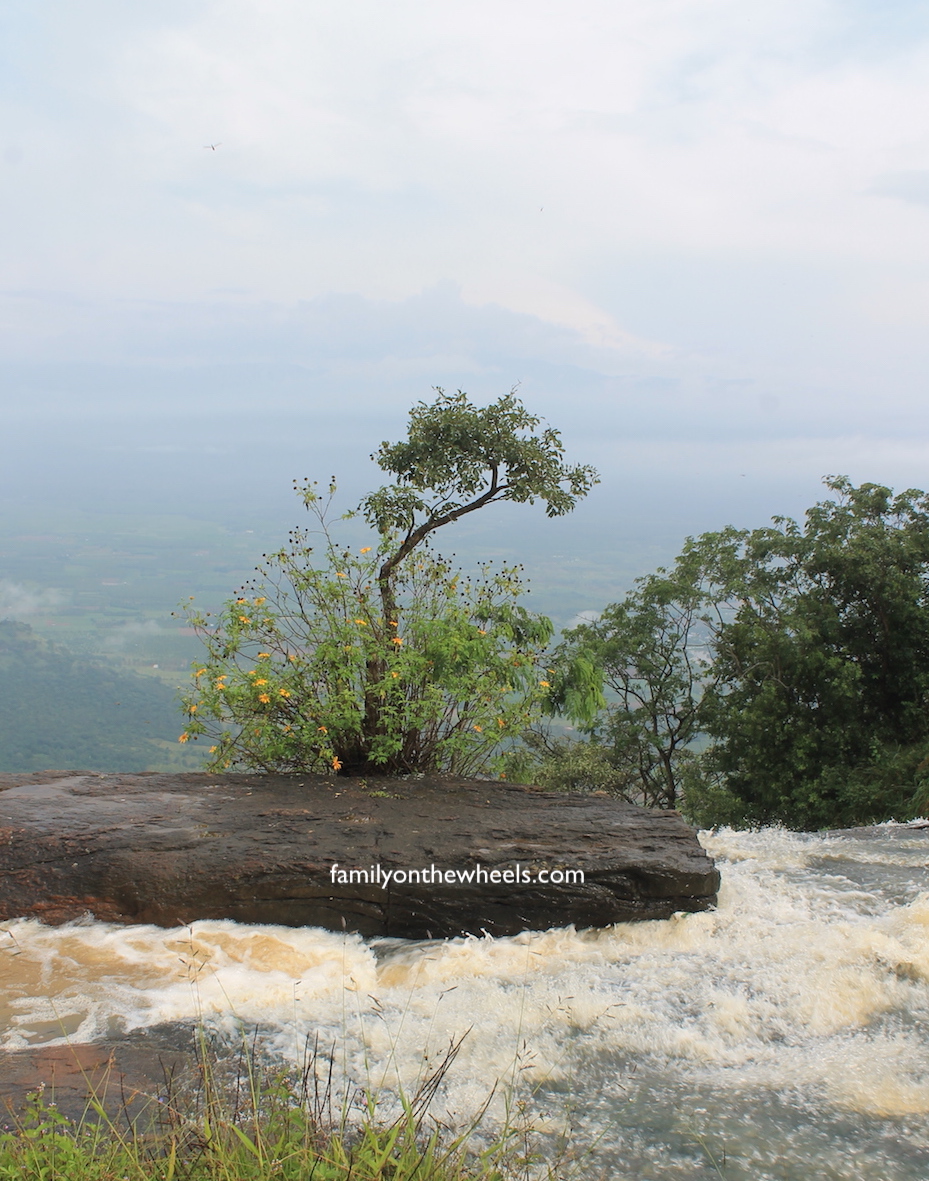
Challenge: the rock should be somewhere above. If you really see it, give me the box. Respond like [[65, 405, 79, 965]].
[[0, 771, 719, 938]]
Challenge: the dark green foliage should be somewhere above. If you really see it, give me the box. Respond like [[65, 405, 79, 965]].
[[0, 620, 191, 772], [545, 477, 929, 829], [694, 478, 929, 827]]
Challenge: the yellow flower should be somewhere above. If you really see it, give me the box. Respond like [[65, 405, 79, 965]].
[[257, 651, 270, 659], [288, 654, 297, 662], [279, 688, 291, 697], [335, 572, 346, 578], [391, 671, 399, 678], [391, 636, 403, 645], [254, 678, 268, 686], [473, 724, 482, 732], [477, 628, 487, 635], [388, 620, 398, 627], [255, 597, 266, 605], [354, 618, 368, 626], [332, 756, 342, 771], [189, 704, 198, 714], [539, 680, 550, 687], [178, 733, 190, 743], [360, 546, 372, 554], [238, 615, 251, 624], [209, 745, 218, 753], [194, 668, 207, 677], [236, 598, 247, 604], [259, 693, 271, 703], [497, 718, 505, 727]]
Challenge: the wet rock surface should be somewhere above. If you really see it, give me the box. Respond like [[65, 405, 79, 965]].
[[0, 771, 719, 937]]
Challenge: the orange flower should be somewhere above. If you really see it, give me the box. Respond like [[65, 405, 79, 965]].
[[391, 671, 399, 678], [194, 668, 207, 677], [258, 693, 271, 703], [254, 678, 268, 686], [473, 724, 482, 732], [238, 615, 251, 624], [497, 717, 505, 727], [391, 636, 403, 645], [539, 680, 550, 688], [318, 725, 328, 733], [279, 688, 291, 698], [178, 733, 190, 743], [360, 546, 372, 554], [209, 745, 218, 753], [354, 618, 368, 626], [189, 704, 198, 714], [257, 651, 270, 659], [332, 756, 342, 771]]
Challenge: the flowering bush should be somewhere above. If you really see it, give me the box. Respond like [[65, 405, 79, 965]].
[[180, 501, 554, 775], [179, 391, 597, 776]]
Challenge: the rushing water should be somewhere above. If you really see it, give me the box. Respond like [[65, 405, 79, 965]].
[[2, 824, 929, 1179]]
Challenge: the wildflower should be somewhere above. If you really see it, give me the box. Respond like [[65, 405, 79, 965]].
[[360, 546, 372, 553], [499, 773, 507, 780], [318, 725, 328, 733], [178, 733, 190, 744], [391, 671, 399, 678], [473, 724, 482, 732], [236, 598, 247, 604], [539, 680, 550, 687], [336, 572, 346, 578], [388, 620, 398, 627], [259, 693, 271, 703], [354, 618, 368, 626], [332, 757, 342, 771], [209, 745, 217, 753], [257, 651, 271, 659], [194, 668, 207, 677], [189, 704, 198, 714], [392, 636, 403, 645], [279, 688, 291, 698], [254, 678, 268, 686], [478, 628, 487, 635], [497, 717, 505, 727], [288, 654, 297, 662], [238, 615, 251, 624], [255, 597, 266, 605]]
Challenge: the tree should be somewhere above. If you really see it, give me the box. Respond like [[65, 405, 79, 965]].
[[540, 476, 929, 828], [549, 568, 712, 809], [180, 389, 598, 776], [694, 478, 929, 827]]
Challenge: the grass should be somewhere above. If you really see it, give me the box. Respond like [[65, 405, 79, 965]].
[[0, 1026, 578, 1181]]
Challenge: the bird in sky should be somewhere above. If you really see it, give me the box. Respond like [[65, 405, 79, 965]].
[[203, 143, 222, 150]]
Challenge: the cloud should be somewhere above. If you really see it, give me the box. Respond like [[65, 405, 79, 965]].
[[0, 582, 67, 619]]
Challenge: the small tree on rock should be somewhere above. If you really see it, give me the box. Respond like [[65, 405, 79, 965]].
[[179, 389, 598, 776]]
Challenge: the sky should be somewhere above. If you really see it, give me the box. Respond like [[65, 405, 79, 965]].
[[3, 0, 929, 558]]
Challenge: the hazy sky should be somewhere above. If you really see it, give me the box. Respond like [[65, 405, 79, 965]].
[[3, 0, 929, 541]]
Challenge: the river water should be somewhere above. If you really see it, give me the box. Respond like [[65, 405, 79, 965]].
[[2, 824, 928, 1179]]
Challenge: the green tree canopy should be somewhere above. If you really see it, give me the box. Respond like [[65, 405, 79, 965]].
[[543, 477, 929, 828]]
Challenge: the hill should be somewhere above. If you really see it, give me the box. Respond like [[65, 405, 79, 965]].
[[0, 620, 199, 772]]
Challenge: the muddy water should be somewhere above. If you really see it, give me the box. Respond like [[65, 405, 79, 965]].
[[2, 825, 928, 1179]]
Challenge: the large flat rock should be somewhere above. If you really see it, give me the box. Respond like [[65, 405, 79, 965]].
[[0, 771, 719, 937]]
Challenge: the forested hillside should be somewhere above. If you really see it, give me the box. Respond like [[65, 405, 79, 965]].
[[0, 620, 197, 772]]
